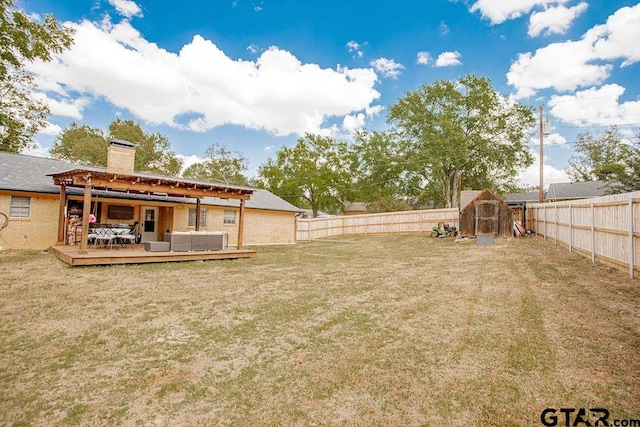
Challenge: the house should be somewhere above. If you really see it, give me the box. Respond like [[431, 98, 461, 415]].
[[343, 202, 367, 216], [459, 189, 515, 238], [0, 147, 301, 251]]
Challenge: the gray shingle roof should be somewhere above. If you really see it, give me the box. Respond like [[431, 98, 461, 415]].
[[502, 191, 540, 203], [546, 181, 614, 200], [0, 152, 302, 213]]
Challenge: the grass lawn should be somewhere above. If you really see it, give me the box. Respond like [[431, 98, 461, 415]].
[[0, 235, 639, 426]]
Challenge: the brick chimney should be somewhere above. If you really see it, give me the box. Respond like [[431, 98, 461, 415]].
[[107, 139, 136, 175]]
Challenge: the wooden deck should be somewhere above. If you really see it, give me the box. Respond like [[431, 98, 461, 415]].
[[50, 244, 257, 267]]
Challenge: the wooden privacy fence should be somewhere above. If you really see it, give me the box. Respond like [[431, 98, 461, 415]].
[[296, 208, 459, 242], [527, 190, 640, 278]]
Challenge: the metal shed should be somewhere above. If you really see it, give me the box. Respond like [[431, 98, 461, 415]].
[[459, 189, 515, 238]]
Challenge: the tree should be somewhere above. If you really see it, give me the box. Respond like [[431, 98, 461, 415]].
[[349, 131, 412, 212], [49, 123, 107, 166], [0, 0, 74, 152], [387, 74, 535, 208], [182, 143, 249, 185], [257, 133, 352, 217], [50, 119, 183, 176], [108, 119, 182, 176], [566, 126, 640, 193]]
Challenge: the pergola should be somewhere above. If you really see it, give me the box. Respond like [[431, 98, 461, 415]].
[[49, 169, 254, 253]]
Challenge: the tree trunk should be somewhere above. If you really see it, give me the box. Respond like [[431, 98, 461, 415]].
[[451, 170, 462, 209]]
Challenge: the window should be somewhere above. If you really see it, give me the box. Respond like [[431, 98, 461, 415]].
[[188, 208, 207, 227], [107, 205, 134, 220], [223, 210, 236, 225], [10, 196, 30, 218]]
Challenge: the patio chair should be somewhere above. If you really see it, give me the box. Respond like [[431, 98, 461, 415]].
[[116, 227, 137, 249], [93, 227, 116, 249]]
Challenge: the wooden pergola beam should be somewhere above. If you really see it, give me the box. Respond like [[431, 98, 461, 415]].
[[50, 170, 252, 201], [48, 169, 254, 251]]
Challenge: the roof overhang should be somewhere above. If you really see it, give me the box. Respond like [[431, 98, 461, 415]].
[[48, 169, 253, 200]]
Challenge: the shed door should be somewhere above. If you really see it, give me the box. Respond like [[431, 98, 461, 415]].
[[475, 200, 500, 236]]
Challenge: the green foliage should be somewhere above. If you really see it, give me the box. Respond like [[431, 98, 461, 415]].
[[566, 126, 640, 193], [50, 119, 183, 176], [182, 142, 249, 185], [0, 0, 74, 152], [109, 119, 183, 176], [257, 133, 352, 216], [49, 123, 107, 166], [387, 74, 535, 208], [349, 131, 414, 212]]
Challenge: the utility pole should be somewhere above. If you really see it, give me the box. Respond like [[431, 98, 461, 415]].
[[538, 106, 551, 203], [539, 105, 544, 203]]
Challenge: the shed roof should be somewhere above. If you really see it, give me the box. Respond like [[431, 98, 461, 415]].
[[460, 188, 515, 214], [0, 152, 301, 213]]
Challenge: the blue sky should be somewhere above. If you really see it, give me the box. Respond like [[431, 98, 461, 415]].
[[20, 0, 640, 188]]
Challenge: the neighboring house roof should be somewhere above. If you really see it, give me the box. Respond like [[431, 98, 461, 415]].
[[344, 202, 367, 212], [299, 209, 330, 218], [0, 152, 301, 213], [545, 181, 613, 201], [502, 191, 540, 203]]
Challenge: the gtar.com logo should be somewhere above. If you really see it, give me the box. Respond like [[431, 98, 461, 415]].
[[540, 408, 609, 426], [540, 408, 640, 427]]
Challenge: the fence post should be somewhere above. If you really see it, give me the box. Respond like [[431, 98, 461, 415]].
[[554, 205, 560, 244], [569, 204, 573, 252], [543, 206, 547, 240], [591, 200, 595, 264], [629, 197, 635, 279]]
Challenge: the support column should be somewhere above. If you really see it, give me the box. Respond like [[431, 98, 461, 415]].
[[79, 184, 92, 253], [57, 185, 67, 245], [237, 198, 246, 249], [195, 198, 201, 231]]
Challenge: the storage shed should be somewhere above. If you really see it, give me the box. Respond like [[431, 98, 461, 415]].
[[459, 189, 515, 238]]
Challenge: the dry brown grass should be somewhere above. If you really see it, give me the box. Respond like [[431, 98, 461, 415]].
[[0, 235, 638, 426]]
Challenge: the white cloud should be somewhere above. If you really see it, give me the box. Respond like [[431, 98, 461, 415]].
[[519, 149, 570, 188], [440, 21, 450, 35], [508, 4, 640, 99], [28, 19, 381, 138], [528, 2, 588, 37], [176, 153, 205, 173], [20, 144, 49, 158], [263, 145, 274, 153], [470, 0, 570, 25], [435, 51, 462, 67], [342, 113, 366, 134], [346, 40, 364, 58], [246, 44, 259, 54], [548, 84, 640, 127], [39, 122, 62, 136], [42, 95, 91, 120], [531, 132, 567, 147], [544, 133, 567, 146], [591, 4, 640, 66], [370, 57, 404, 79], [108, 0, 142, 18], [416, 51, 431, 65]]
